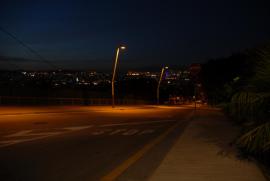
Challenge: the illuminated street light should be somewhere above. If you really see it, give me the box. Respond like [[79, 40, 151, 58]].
[[112, 46, 126, 108], [157, 66, 168, 105]]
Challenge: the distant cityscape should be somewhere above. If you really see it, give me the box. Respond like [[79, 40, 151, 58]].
[[0, 65, 199, 88], [0, 64, 204, 105]]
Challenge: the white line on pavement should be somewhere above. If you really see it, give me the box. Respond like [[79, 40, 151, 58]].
[[5, 130, 33, 137], [0, 125, 93, 148], [99, 120, 177, 127]]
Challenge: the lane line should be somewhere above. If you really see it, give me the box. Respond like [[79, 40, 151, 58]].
[[5, 130, 32, 137], [0, 136, 53, 147], [100, 121, 182, 181], [99, 120, 177, 127]]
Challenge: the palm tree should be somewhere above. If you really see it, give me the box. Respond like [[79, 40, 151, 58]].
[[230, 46, 270, 154]]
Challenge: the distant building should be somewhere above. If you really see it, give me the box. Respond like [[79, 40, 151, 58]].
[[126, 71, 158, 79], [189, 63, 201, 78]]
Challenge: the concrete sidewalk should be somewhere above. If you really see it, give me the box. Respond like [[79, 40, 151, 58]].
[[149, 108, 266, 181]]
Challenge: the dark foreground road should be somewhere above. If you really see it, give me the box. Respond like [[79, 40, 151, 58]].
[[0, 105, 194, 181]]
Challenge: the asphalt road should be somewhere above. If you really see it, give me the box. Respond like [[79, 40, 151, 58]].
[[0, 105, 194, 181]]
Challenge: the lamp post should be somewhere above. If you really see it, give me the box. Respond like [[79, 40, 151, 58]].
[[157, 66, 168, 105], [193, 83, 201, 110], [112, 46, 126, 108]]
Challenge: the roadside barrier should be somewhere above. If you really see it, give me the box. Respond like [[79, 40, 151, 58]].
[[0, 96, 153, 106]]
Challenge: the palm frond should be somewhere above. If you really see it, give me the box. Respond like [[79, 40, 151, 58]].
[[237, 122, 270, 153]]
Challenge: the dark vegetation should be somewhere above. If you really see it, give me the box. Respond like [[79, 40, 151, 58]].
[[201, 45, 270, 169]]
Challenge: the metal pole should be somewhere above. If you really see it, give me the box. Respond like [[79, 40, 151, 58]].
[[112, 48, 120, 108], [157, 67, 165, 105], [194, 85, 197, 110]]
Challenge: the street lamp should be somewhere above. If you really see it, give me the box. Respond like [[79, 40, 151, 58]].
[[112, 46, 126, 108], [157, 66, 168, 105]]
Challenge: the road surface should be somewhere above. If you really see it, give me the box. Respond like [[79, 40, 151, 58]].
[[0, 105, 194, 181]]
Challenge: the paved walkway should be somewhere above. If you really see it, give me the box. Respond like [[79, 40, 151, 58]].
[[149, 108, 266, 181]]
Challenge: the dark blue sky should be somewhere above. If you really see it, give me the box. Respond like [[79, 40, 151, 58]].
[[0, 0, 270, 70]]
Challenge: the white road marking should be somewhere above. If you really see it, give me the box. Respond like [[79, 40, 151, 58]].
[[5, 130, 32, 137], [122, 129, 139, 136], [0, 125, 92, 148], [91, 129, 112, 135], [109, 129, 127, 135], [138, 129, 155, 135], [0, 121, 169, 147], [100, 120, 177, 127], [0, 138, 42, 147], [4, 130, 62, 138]]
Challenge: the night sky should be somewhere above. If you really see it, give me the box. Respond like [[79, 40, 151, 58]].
[[0, 0, 270, 70]]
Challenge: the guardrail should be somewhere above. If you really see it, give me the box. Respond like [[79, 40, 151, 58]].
[[0, 96, 153, 106]]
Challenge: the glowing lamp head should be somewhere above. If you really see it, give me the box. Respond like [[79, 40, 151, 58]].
[[120, 46, 126, 50], [165, 66, 169, 69]]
